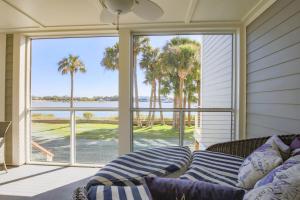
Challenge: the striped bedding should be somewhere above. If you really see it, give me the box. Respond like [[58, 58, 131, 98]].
[[180, 150, 244, 187], [87, 185, 152, 200], [86, 146, 191, 196]]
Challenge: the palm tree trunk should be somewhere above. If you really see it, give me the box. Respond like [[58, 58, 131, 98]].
[[172, 93, 177, 129], [183, 91, 187, 128], [158, 80, 164, 125], [151, 80, 157, 126], [176, 94, 180, 130], [197, 81, 201, 107], [178, 77, 184, 129], [70, 72, 74, 107], [188, 97, 191, 127], [147, 82, 154, 126], [133, 57, 142, 127], [197, 80, 201, 129], [179, 77, 184, 108]]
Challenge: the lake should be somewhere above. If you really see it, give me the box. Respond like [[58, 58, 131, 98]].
[[32, 100, 198, 118]]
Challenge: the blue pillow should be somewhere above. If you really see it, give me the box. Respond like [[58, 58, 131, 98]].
[[87, 185, 152, 200], [144, 177, 245, 200]]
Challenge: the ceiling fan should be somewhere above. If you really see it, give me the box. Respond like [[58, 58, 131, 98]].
[[99, 0, 164, 29]]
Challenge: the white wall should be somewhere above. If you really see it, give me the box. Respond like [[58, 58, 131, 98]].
[[0, 33, 5, 121], [198, 35, 233, 148]]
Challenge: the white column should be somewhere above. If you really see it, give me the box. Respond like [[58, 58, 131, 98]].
[[118, 29, 132, 155], [11, 33, 26, 165], [0, 34, 6, 121], [237, 26, 247, 140]]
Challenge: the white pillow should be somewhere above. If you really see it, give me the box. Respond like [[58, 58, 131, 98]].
[[243, 163, 300, 200], [266, 135, 290, 153], [236, 137, 283, 189]]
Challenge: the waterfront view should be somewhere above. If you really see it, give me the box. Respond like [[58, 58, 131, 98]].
[[30, 34, 233, 165]]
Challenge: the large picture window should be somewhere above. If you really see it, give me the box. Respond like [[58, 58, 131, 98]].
[[28, 32, 236, 166], [130, 34, 234, 151], [30, 36, 119, 165]]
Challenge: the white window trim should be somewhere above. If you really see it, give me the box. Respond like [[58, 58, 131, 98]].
[[0, 33, 6, 121], [130, 31, 239, 150]]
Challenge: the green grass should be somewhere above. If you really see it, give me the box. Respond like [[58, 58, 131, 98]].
[[32, 123, 195, 141]]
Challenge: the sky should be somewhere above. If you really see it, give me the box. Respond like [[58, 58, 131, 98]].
[[31, 35, 202, 98]]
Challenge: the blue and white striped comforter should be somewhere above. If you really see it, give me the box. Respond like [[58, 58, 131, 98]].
[[180, 150, 244, 187], [86, 146, 191, 196]]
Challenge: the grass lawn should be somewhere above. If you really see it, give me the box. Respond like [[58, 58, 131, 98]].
[[32, 123, 195, 141], [31, 122, 196, 163]]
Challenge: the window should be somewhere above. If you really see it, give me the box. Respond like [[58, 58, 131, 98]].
[[30, 36, 119, 165], [131, 34, 234, 151], [27, 32, 236, 166]]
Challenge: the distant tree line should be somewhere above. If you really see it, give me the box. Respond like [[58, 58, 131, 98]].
[[32, 95, 119, 102]]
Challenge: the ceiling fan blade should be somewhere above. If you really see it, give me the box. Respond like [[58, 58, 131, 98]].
[[100, 8, 116, 23], [132, 0, 164, 20]]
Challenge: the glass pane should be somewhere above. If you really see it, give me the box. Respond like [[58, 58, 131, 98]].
[[132, 35, 202, 109], [133, 111, 179, 151], [132, 34, 233, 110], [75, 111, 118, 164], [31, 37, 119, 108], [189, 112, 233, 151], [31, 111, 70, 163]]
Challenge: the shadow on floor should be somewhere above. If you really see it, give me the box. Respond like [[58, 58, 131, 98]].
[[0, 176, 91, 200]]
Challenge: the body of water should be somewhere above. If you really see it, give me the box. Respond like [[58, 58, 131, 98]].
[[32, 100, 198, 118]]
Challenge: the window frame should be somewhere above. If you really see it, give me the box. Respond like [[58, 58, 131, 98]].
[[23, 28, 241, 167], [26, 34, 119, 167], [130, 31, 237, 152]]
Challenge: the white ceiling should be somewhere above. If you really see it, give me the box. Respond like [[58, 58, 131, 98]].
[[0, 0, 264, 32]]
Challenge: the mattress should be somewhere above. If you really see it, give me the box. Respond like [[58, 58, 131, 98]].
[[86, 146, 192, 195], [180, 150, 244, 187]]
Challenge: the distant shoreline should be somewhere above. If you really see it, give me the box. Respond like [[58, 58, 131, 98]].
[[32, 99, 117, 103]]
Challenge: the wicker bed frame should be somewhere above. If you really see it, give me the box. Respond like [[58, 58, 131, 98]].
[[73, 134, 299, 200], [207, 134, 299, 158]]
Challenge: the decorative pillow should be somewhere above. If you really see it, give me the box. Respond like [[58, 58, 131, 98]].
[[145, 177, 245, 200], [243, 162, 300, 200], [236, 137, 283, 189], [290, 137, 300, 151], [255, 154, 300, 187], [266, 135, 290, 154], [87, 185, 152, 200]]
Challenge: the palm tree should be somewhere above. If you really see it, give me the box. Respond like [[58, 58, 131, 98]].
[[185, 66, 200, 126], [58, 54, 86, 107], [156, 55, 166, 125], [161, 37, 200, 129], [140, 47, 160, 126], [143, 69, 156, 126], [101, 43, 119, 71], [101, 37, 149, 127], [165, 44, 199, 109]]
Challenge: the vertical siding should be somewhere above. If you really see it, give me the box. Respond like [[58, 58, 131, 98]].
[[246, 0, 300, 138], [199, 35, 233, 148], [5, 34, 13, 164]]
